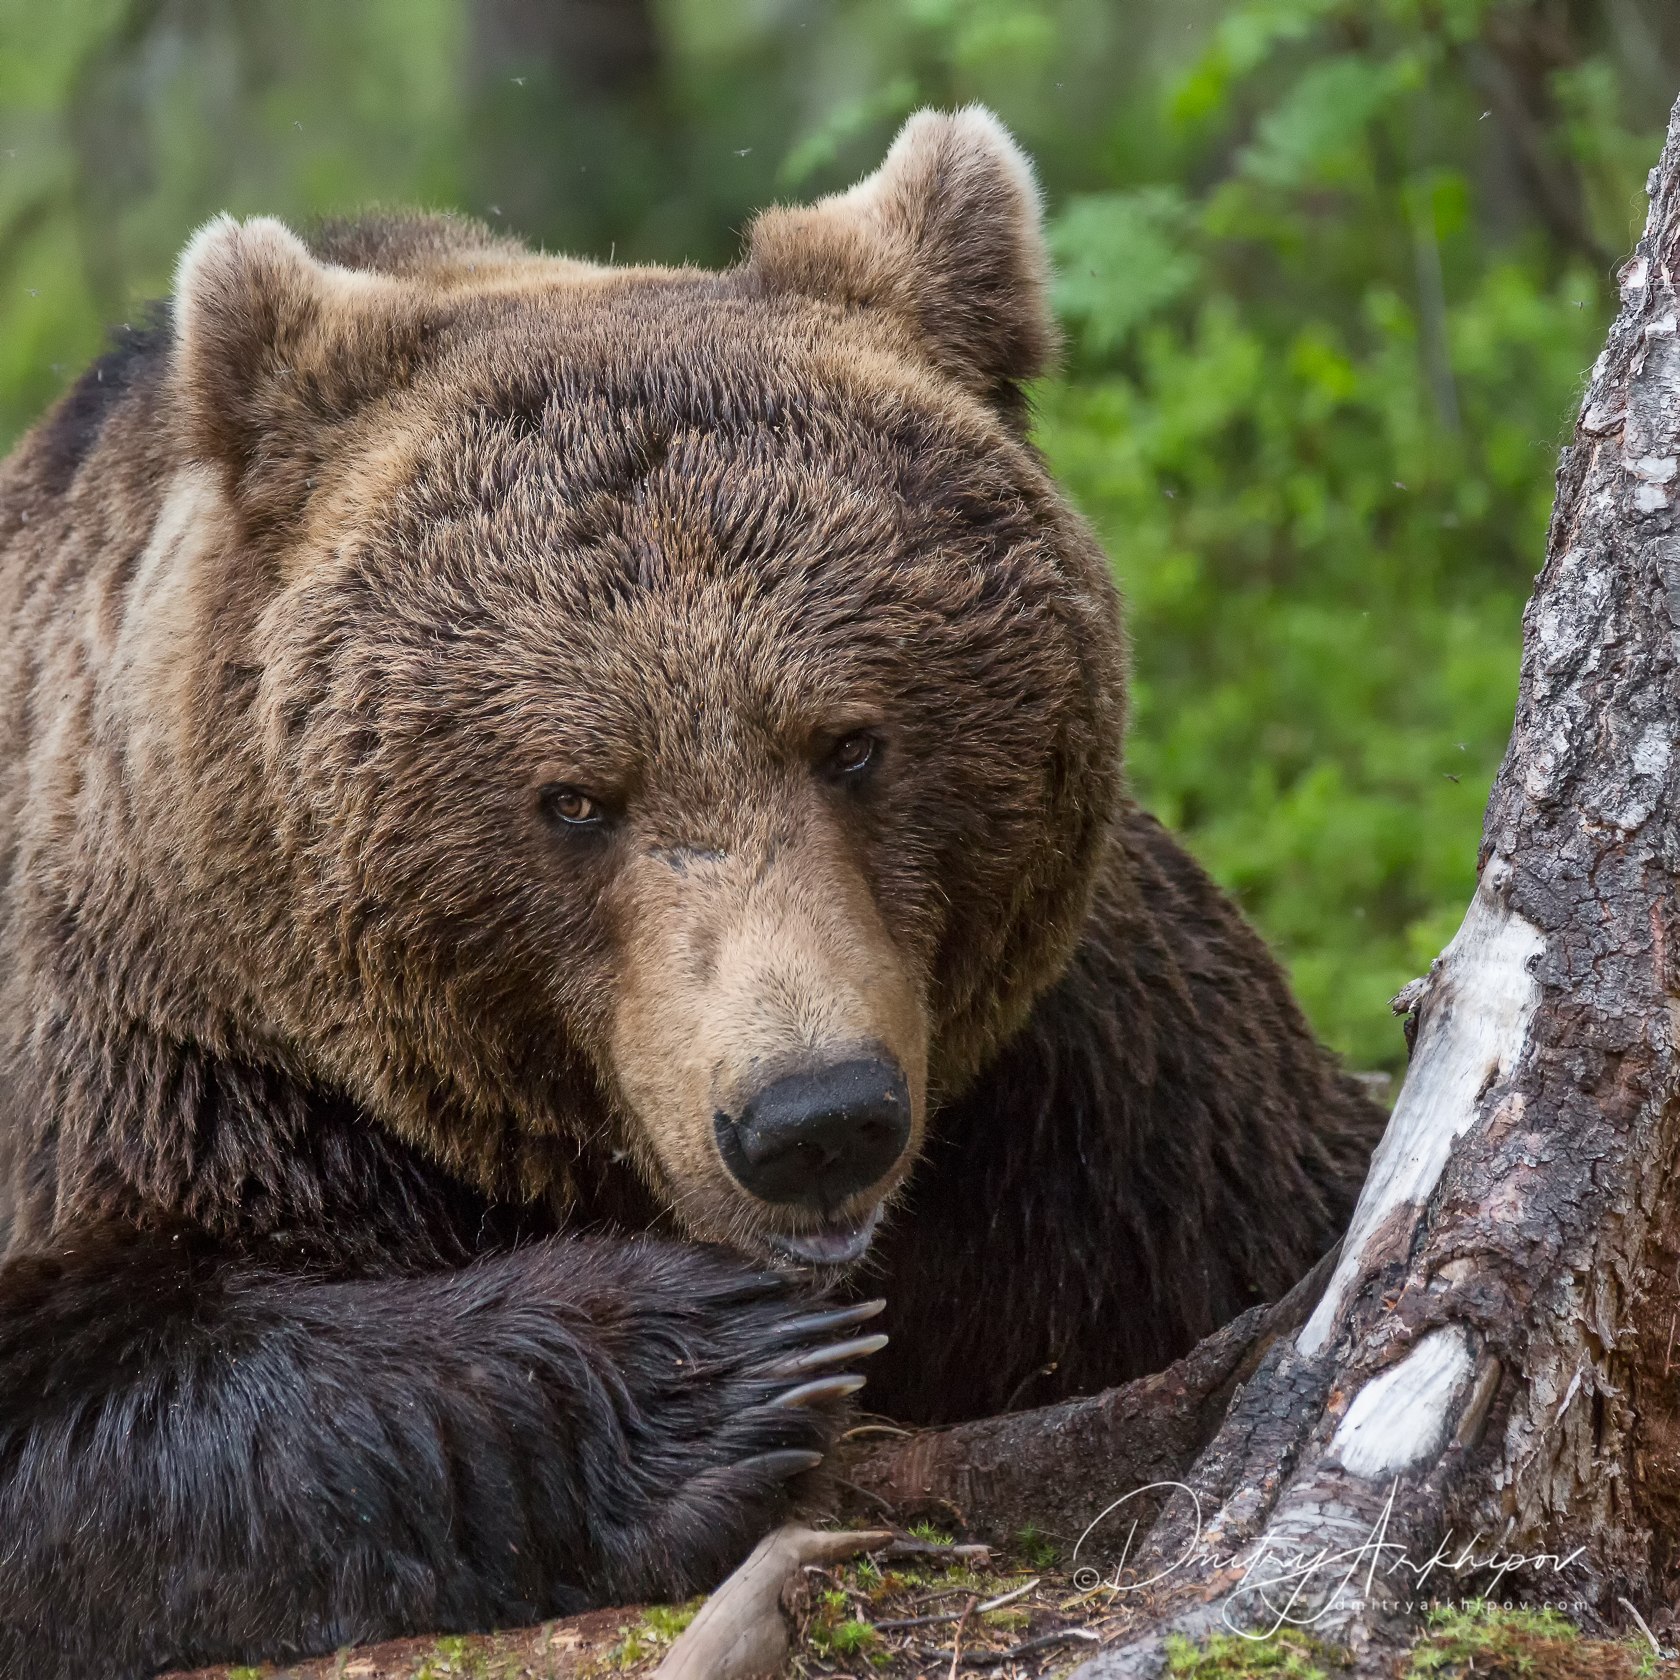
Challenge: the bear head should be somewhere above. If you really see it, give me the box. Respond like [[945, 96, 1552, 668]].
[[138, 107, 1125, 1267]]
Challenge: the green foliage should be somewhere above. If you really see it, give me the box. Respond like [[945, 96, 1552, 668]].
[[805, 1584, 882, 1660], [402, 1633, 498, 1679], [1409, 1599, 1576, 1671], [1164, 1627, 1347, 1680], [1054, 187, 1202, 355], [0, 0, 1674, 1070], [1014, 1523, 1062, 1568], [1037, 0, 1660, 1068], [640, 1604, 698, 1641], [810, 1611, 879, 1657], [601, 1600, 701, 1668], [1401, 1598, 1650, 1680]]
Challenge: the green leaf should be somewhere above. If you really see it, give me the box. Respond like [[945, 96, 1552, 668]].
[[1237, 55, 1401, 191], [776, 76, 920, 190], [1051, 187, 1201, 357]]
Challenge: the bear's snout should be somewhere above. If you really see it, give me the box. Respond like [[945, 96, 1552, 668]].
[[606, 819, 929, 1255], [715, 1053, 911, 1209]]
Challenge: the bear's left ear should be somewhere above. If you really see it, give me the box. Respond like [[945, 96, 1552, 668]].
[[745, 106, 1057, 420]]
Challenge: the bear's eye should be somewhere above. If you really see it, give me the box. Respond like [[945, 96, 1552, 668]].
[[540, 785, 605, 828], [824, 732, 880, 779]]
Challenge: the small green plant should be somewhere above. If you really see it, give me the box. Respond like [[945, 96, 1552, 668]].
[[414, 1633, 503, 1680], [815, 1616, 878, 1656], [909, 1520, 955, 1546], [604, 1600, 701, 1669], [1015, 1523, 1061, 1568], [805, 1580, 880, 1660], [1406, 1599, 1597, 1678], [640, 1603, 700, 1641], [1164, 1628, 1344, 1680]]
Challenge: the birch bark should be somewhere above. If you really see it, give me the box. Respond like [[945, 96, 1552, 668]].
[[1069, 86, 1680, 1676]]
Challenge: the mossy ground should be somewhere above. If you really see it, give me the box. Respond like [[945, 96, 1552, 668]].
[[165, 1530, 1117, 1678], [782, 1543, 1092, 1676], [1164, 1628, 1351, 1680], [1403, 1600, 1658, 1680], [165, 1573, 1680, 1680], [1158, 1602, 1672, 1680]]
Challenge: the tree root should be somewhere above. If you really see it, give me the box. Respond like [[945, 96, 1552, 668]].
[[839, 1245, 1339, 1546]]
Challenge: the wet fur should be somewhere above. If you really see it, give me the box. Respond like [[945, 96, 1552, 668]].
[[0, 1225, 851, 1677], [0, 110, 1382, 1678]]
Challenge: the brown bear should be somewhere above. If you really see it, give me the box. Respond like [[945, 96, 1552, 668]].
[[0, 108, 1382, 1678]]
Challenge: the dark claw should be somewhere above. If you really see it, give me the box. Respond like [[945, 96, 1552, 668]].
[[769, 1298, 886, 1345], [774, 1372, 867, 1409], [762, 1332, 889, 1378], [741, 1448, 825, 1480]]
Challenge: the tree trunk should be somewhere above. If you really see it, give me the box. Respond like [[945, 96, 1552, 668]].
[[1045, 85, 1680, 1676]]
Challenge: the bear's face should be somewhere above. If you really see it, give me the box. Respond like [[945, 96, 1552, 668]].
[[160, 110, 1125, 1266]]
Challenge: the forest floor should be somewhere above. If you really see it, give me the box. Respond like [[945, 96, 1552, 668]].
[[169, 1533, 1670, 1680]]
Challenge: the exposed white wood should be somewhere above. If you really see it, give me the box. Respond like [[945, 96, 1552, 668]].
[[1330, 1326, 1473, 1478], [1299, 863, 1544, 1354]]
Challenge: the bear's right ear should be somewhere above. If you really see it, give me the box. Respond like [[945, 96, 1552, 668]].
[[745, 107, 1057, 422], [170, 215, 434, 533]]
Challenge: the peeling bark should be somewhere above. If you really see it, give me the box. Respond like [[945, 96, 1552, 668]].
[[1064, 86, 1680, 1679]]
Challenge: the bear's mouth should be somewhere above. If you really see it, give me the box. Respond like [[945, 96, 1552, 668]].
[[764, 1203, 883, 1269]]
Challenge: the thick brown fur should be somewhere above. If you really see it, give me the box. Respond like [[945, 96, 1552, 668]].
[[0, 108, 1382, 1678]]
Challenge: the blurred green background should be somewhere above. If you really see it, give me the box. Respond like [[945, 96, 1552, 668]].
[[2, 0, 1674, 1073]]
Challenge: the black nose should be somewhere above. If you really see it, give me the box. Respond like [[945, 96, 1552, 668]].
[[717, 1056, 912, 1208]]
